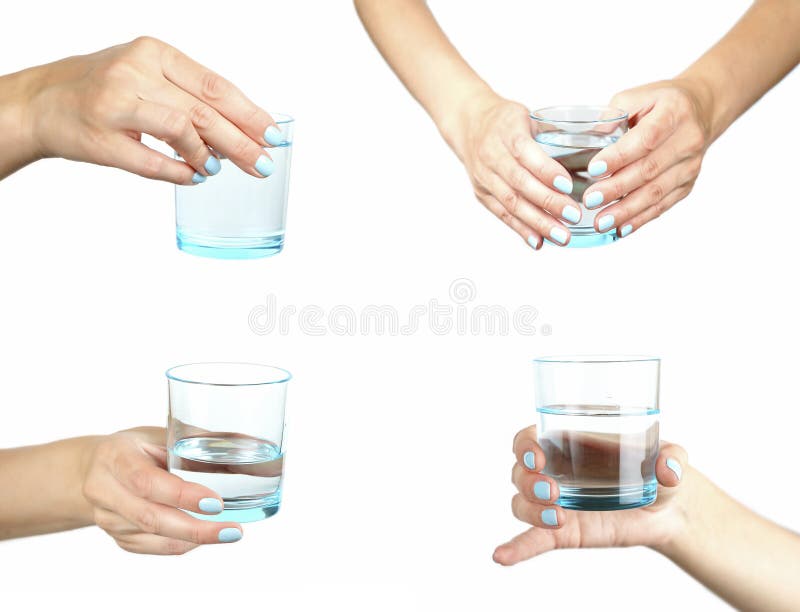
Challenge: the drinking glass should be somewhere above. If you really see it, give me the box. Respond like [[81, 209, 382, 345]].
[[533, 355, 660, 510], [531, 106, 627, 248], [174, 113, 294, 259], [166, 362, 291, 522]]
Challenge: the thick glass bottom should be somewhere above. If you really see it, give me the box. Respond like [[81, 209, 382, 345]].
[[556, 481, 657, 511], [564, 227, 619, 248], [186, 491, 282, 523], [176, 230, 284, 259]]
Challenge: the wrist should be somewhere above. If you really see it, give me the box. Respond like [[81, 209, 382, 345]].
[[675, 70, 730, 144], [436, 84, 500, 160], [0, 66, 46, 173], [76, 435, 106, 524]]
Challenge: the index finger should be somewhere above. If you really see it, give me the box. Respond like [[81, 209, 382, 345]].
[[588, 104, 678, 177], [161, 46, 278, 147], [512, 425, 543, 471], [121, 460, 225, 515]]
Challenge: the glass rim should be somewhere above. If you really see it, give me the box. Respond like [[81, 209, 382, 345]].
[[272, 112, 294, 125], [165, 362, 292, 387], [533, 354, 660, 364], [530, 105, 628, 124]]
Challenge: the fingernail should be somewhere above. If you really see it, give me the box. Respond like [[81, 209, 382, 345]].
[[541, 509, 558, 526], [666, 458, 682, 481], [562, 205, 581, 224], [218, 527, 242, 543], [588, 160, 607, 177], [585, 191, 604, 208], [620, 223, 633, 238], [534, 481, 551, 500], [553, 175, 573, 195], [549, 227, 569, 245], [255, 155, 275, 177], [191, 172, 206, 184], [523, 451, 536, 470], [264, 125, 283, 146], [198, 498, 223, 514], [597, 214, 615, 232], [205, 156, 221, 176], [527, 236, 539, 250]]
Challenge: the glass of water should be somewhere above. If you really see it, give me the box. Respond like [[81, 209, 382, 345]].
[[531, 106, 627, 248], [533, 355, 660, 511], [174, 113, 294, 259], [166, 362, 291, 522]]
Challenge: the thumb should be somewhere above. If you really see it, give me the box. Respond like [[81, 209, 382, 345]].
[[610, 89, 656, 127], [656, 441, 689, 488]]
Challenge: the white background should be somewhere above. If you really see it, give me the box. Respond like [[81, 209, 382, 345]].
[[1, 0, 798, 609]]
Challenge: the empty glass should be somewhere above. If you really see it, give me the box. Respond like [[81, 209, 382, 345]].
[[174, 113, 294, 259], [531, 106, 627, 248], [533, 355, 660, 511], [166, 362, 291, 522]]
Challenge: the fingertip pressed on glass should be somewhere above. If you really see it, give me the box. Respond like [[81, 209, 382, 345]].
[[166, 362, 291, 522], [174, 113, 295, 259], [531, 106, 627, 248], [533, 355, 660, 511]]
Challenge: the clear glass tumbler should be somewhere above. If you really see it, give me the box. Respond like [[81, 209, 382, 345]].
[[174, 113, 294, 259], [531, 106, 627, 248], [166, 362, 291, 522], [533, 355, 660, 511]]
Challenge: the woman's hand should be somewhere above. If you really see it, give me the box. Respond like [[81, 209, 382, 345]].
[[444, 93, 584, 249], [583, 80, 713, 238], [493, 425, 689, 566], [21, 36, 280, 184], [81, 427, 243, 555]]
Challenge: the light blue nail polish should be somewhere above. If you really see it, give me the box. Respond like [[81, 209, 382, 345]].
[[553, 175, 573, 195], [588, 160, 607, 177], [264, 125, 283, 146], [562, 205, 581, 224], [550, 227, 569, 245], [541, 509, 558, 526], [191, 172, 206, 184], [527, 236, 539, 250], [534, 481, 551, 500], [218, 527, 242, 543], [597, 214, 615, 232], [620, 223, 633, 238], [205, 156, 221, 175], [666, 458, 683, 481], [198, 498, 223, 514], [255, 155, 275, 177], [585, 191, 604, 208], [523, 451, 536, 470]]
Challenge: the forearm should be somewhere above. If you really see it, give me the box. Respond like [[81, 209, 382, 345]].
[[0, 435, 102, 538], [679, 0, 800, 142], [0, 66, 44, 179], [657, 468, 800, 611], [354, 0, 497, 148]]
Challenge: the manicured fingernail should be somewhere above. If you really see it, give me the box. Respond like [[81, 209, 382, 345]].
[[527, 236, 539, 250], [198, 498, 223, 514], [264, 125, 283, 146], [255, 155, 275, 177], [534, 481, 551, 500], [541, 509, 558, 526], [191, 172, 206, 184], [549, 227, 569, 245], [588, 160, 607, 177], [666, 458, 682, 481], [218, 527, 242, 543], [553, 175, 573, 195], [205, 156, 221, 175], [562, 205, 581, 224], [585, 191, 604, 208], [597, 214, 615, 232], [620, 223, 633, 238], [523, 451, 536, 470]]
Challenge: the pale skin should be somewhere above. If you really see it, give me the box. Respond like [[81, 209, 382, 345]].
[[354, 0, 800, 247], [0, 36, 282, 184], [0, 427, 246, 555], [497, 425, 800, 612]]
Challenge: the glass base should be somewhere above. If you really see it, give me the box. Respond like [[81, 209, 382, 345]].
[[176, 230, 284, 260], [564, 227, 619, 249], [555, 481, 657, 511], [187, 492, 281, 523]]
